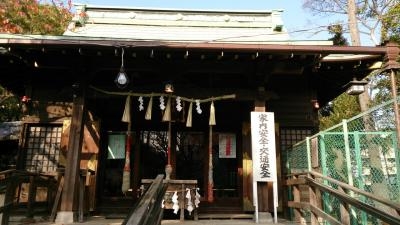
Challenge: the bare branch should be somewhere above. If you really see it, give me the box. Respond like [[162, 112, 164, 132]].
[[303, 0, 398, 45]]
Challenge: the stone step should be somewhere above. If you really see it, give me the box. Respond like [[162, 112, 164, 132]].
[[198, 213, 253, 220]]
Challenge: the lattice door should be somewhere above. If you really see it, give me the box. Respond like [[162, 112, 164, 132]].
[[23, 124, 62, 174]]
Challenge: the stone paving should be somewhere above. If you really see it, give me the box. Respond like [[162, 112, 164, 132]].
[[8, 216, 297, 225]]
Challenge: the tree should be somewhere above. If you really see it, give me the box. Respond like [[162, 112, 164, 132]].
[[0, 0, 73, 35], [382, 2, 400, 42], [309, 2, 400, 202], [318, 24, 356, 130], [303, 0, 398, 46], [0, 1, 73, 122], [328, 24, 349, 45], [370, 3, 400, 107], [319, 92, 361, 130], [347, 0, 361, 45]]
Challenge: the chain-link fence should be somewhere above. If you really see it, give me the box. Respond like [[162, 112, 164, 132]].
[[288, 97, 400, 225]]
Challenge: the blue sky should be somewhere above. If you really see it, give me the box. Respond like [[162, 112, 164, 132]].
[[75, 0, 373, 45]]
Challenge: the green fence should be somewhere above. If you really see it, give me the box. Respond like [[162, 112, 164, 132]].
[[288, 97, 400, 225]]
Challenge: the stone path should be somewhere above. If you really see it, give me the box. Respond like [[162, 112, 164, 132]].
[[9, 216, 297, 225]]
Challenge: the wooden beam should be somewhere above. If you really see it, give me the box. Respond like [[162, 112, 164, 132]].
[[0, 38, 388, 55]]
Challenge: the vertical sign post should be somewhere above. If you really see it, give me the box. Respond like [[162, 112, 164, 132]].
[[251, 112, 278, 223]]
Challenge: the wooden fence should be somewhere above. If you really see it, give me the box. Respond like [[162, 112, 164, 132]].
[[0, 169, 57, 225]]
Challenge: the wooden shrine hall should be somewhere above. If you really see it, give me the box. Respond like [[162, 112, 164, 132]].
[[0, 3, 398, 223]]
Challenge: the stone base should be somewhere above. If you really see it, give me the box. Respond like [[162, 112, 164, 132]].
[[55, 211, 75, 224], [258, 212, 273, 223]]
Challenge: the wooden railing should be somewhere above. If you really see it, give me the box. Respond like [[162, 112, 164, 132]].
[[122, 174, 167, 225], [0, 169, 57, 225], [287, 171, 400, 225], [141, 178, 198, 221]]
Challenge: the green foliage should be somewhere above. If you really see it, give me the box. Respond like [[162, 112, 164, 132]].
[[319, 94, 361, 130], [0, 0, 72, 35], [319, 24, 355, 130], [369, 71, 398, 105], [382, 2, 400, 43], [0, 87, 21, 122], [328, 24, 349, 46]]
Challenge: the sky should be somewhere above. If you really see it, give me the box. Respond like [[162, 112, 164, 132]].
[[75, 0, 374, 46]]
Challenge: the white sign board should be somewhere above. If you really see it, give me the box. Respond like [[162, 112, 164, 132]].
[[251, 112, 277, 182], [251, 111, 278, 223]]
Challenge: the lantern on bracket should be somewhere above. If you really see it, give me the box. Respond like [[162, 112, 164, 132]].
[[311, 99, 320, 110], [344, 78, 368, 95]]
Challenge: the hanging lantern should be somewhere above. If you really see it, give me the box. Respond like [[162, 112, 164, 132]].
[[115, 48, 129, 89]]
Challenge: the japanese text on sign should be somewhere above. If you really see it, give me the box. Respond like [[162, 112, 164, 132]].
[[251, 112, 277, 182]]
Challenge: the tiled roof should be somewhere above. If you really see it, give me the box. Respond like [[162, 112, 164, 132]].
[[64, 4, 290, 43]]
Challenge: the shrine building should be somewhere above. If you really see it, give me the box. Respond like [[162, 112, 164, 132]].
[[0, 3, 394, 222]]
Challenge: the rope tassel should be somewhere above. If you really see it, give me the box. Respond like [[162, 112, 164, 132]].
[[162, 96, 171, 122], [145, 96, 153, 120], [121, 96, 131, 123], [186, 102, 193, 127], [209, 101, 216, 125]]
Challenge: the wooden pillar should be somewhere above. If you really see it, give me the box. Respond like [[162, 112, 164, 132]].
[[242, 122, 253, 211], [133, 131, 141, 199], [56, 84, 86, 223], [170, 124, 177, 179], [382, 43, 400, 149], [27, 175, 37, 218]]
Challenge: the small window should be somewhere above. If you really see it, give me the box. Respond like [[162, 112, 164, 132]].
[[107, 133, 126, 159]]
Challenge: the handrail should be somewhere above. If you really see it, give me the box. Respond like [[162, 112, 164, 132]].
[[308, 171, 400, 212], [122, 174, 167, 225], [287, 171, 400, 225], [0, 169, 17, 176], [306, 177, 400, 224]]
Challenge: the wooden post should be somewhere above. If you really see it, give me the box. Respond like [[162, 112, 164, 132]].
[[50, 176, 64, 222], [292, 175, 302, 223], [27, 175, 37, 218], [338, 186, 350, 225], [78, 171, 86, 222], [133, 131, 141, 200], [2, 173, 16, 225], [309, 173, 321, 225], [180, 184, 185, 221], [382, 43, 400, 154], [241, 122, 253, 211], [56, 84, 86, 223]]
